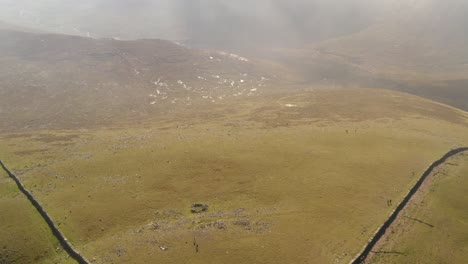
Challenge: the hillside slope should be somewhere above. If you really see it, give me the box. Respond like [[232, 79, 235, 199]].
[[264, 0, 468, 111], [371, 152, 468, 263], [0, 29, 295, 131], [319, 0, 468, 80], [0, 88, 467, 264]]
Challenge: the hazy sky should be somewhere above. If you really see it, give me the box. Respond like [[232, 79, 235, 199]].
[[0, 0, 465, 49]]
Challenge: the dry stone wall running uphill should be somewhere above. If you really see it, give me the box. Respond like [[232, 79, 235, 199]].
[[0, 160, 89, 264], [349, 147, 468, 264]]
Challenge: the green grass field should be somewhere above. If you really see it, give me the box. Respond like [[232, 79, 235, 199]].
[[0, 165, 73, 263], [0, 89, 467, 263], [370, 152, 468, 264]]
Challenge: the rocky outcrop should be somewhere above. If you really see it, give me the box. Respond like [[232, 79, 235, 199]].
[[191, 203, 209, 214]]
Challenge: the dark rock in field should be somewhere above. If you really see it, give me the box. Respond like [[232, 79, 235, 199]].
[[191, 203, 209, 214]]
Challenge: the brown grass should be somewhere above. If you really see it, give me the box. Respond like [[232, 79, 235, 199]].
[[0, 89, 467, 263]]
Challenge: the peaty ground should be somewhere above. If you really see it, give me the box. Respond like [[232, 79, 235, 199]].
[[0, 88, 467, 263]]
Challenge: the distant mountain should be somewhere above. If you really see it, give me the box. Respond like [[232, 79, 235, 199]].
[[259, 0, 468, 111], [0, 29, 293, 131], [318, 0, 468, 79]]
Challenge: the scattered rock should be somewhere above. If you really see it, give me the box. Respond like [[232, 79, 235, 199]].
[[233, 220, 250, 227], [159, 246, 168, 251], [191, 203, 209, 214], [199, 221, 227, 230], [233, 220, 270, 233], [115, 248, 126, 257], [152, 222, 161, 230]]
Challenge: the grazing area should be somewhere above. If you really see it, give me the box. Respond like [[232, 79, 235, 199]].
[[1, 1, 468, 263], [1, 89, 467, 263], [0, 166, 73, 263], [370, 152, 468, 264]]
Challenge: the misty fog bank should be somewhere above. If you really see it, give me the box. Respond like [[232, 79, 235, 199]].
[[0, 0, 442, 49], [0, 0, 467, 56]]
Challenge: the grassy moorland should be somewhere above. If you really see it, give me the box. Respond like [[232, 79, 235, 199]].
[[371, 151, 468, 264], [0, 164, 73, 263], [0, 88, 467, 263]]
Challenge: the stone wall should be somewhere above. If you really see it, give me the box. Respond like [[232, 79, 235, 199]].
[[350, 147, 468, 264], [0, 160, 89, 264]]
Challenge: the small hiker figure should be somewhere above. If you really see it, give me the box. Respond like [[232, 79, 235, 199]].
[[193, 237, 199, 253]]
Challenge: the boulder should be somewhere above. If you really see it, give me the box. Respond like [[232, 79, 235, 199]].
[[191, 203, 209, 214]]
